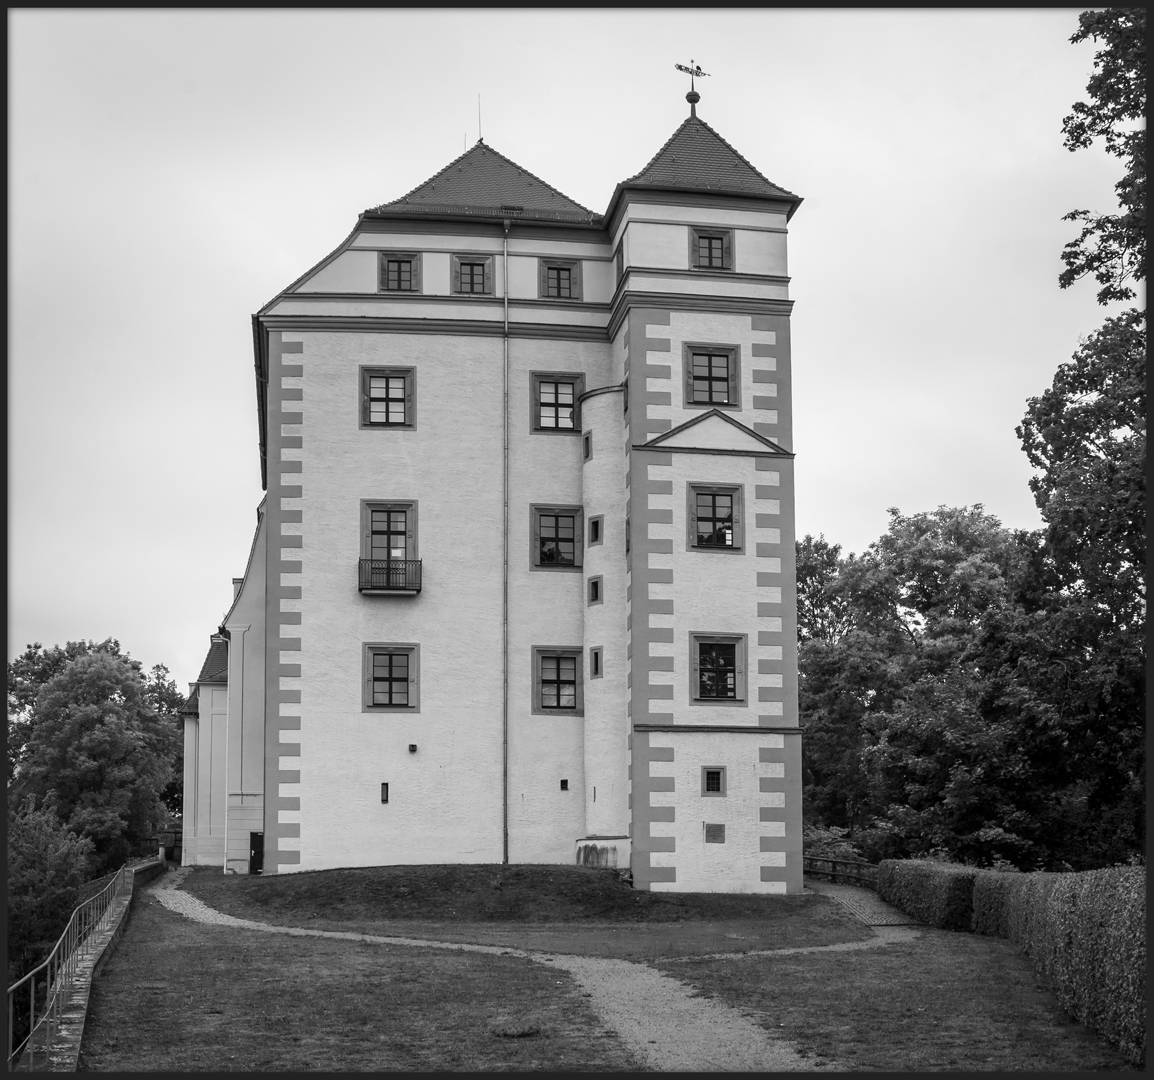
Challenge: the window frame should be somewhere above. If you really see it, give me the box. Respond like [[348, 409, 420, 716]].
[[686, 483, 745, 554], [689, 632, 748, 706], [361, 500, 418, 561], [582, 431, 592, 460], [688, 227, 734, 272], [701, 766, 728, 797], [451, 253, 494, 296], [590, 646, 603, 680], [683, 344, 740, 410], [587, 575, 603, 606], [378, 251, 422, 293], [530, 371, 585, 435], [360, 366, 416, 430], [614, 245, 624, 288], [532, 646, 584, 716], [530, 504, 583, 572], [362, 642, 420, 713], [587, 515, 603, 546], [538, 258, 583, 301]]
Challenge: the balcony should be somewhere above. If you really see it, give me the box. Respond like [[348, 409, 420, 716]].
[[358, 559, 422, 595]]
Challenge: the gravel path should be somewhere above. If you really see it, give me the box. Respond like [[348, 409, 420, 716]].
[[147, 869, 915, 1071]]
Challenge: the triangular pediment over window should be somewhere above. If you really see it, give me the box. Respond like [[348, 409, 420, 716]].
[[643, 411, 791, 455]]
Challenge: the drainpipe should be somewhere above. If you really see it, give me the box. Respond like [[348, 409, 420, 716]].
[[502, 219, 510, 865]]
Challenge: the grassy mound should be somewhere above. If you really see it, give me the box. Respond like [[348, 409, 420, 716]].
[[183, 863, 810, 924]]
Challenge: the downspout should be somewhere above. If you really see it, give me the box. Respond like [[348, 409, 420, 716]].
[[502, 219, 511, 865]]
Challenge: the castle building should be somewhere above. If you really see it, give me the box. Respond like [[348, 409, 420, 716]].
[[182, 93, 805, 892]]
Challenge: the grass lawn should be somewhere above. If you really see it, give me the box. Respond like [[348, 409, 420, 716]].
[[657, 927, 1136, 1072], [78, 891, 638, 1072], [182, 863, 874, 959]]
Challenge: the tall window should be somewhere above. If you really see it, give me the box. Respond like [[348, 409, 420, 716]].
[[695, 493, 734, 547], [541, 655, 577, 709], [371, 509, 407, 561], [539, 381, 575, 429], [698, 642, 737, 699], [691, 352, 732, 404], [539, 514, 576, 565], [372, 652, 410, 706]]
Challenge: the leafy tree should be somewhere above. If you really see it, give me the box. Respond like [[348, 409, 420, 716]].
[[1059, 7, 1145, 303], [145, 663, 186, 818], [18, 653, 179, 874], [7, 639, 126, 780], [796, 534, 855, 644], [7, 797, 94, 983]]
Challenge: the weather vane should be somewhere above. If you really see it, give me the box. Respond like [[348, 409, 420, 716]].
[[674, 60, 710, 116]]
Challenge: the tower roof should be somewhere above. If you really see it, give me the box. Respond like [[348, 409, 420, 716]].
[[365, 140, 597, 224], [621, 114, 800, 204], [195, 636, 229, 684]]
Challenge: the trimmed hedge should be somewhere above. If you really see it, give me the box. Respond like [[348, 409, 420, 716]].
[[1005, 867, 1145, 1067], [880, 859, 1145, 1066], [876, 859, 977, 930]]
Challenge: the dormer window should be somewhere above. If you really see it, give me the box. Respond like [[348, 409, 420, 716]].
[[690, 228, 733, 271], [379, 252, 421, 292]]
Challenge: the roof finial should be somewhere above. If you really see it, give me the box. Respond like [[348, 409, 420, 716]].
[[674, 60, 710, 117]]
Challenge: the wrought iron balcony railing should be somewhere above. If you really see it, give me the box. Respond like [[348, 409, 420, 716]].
[[358, 558, 422, 594]]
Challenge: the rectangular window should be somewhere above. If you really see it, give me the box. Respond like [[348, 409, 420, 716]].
[[701, 766, 727, 796], [379, 252, 421, 292], [531, 372, 584, 434], [614, 246, 623, 286], [690, 633, 747, 705], [531, 504, 583, 571], [583, 431, 592, 460], [363, 643, 420, 712], [361, 367, 415, 429], [689, 228, 733, 271], [532, 647, 584, 715], [452, 254, 493, 295], [588, 576, 602, 605], [687, 484, 744, 552], [380, 782, 389, 803], [704, 823, 726, 843], [588, 516, 603, 546], [360, 501, 419, 592], [683, 344, 739, 410], [539, 259, 582, 301], [590, 647, 603, 679]]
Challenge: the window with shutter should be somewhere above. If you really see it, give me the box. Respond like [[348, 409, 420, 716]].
[[452, 254, 493, 295], [539, 260, 581, 301], [362, 643, 420, 712], [360, 367, 416, 429], [379, 252, 421, 292], [682, 344, 740, 410], [689, 228, 734, 272], [689, 633, 748, 705]]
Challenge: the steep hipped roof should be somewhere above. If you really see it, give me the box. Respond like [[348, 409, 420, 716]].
[[195, 636, 228, 684], [179, 686, 199, 717], [366, 140, 597, 224], [608, 113, 801, 221]]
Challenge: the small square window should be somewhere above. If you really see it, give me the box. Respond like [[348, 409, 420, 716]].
[[701, 766, 727, 796], [531, 504, 583, 571], [587, 576, 603, 605], [690, 634, 747, 705], [531, 372, 584, 434], [689, 228, 733, 271], [687, 484, 744, 553], [539, 259, 582, 301], [363, 643, 420, 712], [361, 367, 415, 429], [704, 823, 726, 843], [533, 647, 584, 715], [588, 516, 603, 546], [452, 254, 493, 295], [590, 647, 603, 679], [379, 252, 421, 292]]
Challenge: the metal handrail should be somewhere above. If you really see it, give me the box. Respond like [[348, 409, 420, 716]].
[[6, 858, 145, 1071], [358, 558, 422, 592]]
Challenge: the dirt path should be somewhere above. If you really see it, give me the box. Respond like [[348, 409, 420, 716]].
[[149, 869, 914, 1071]]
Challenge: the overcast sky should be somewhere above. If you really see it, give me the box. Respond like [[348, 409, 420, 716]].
[[9, 9, 1128, 691]]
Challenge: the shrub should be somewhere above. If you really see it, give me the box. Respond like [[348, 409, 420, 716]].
[[1006, 868, 1145, 1066], [971, 867, 1031, 938], [877, 859, 977, 930]]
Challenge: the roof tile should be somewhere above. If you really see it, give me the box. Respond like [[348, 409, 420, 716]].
[[196, 637, 228, 684]]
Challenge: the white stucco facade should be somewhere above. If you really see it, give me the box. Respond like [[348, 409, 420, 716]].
[[185, 111, 806, 891]]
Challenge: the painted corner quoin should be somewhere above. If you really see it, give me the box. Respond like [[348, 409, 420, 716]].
[[264, 331, 304, 870]]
